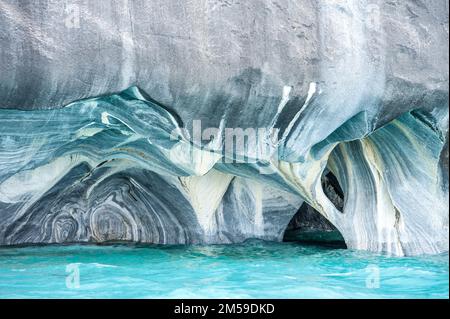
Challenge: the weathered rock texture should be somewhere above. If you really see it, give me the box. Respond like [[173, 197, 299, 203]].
[[0, 0, 448, 255]]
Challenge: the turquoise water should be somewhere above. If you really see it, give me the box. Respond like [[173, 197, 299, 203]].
[[0, 241, 448, 299]]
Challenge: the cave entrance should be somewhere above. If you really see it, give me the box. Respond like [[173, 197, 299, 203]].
[[283, 202, 346, 248], [283, 171, 346, 248]]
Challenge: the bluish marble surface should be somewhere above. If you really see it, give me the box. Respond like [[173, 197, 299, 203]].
[[0, 1, 448, 257], [0, 87, 447, 256]]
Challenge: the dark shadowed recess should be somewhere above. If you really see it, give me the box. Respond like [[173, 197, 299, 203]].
[[283, 171, 346, 248]]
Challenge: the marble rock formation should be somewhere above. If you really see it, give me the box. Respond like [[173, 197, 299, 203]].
[[0, 0, 448, 256]]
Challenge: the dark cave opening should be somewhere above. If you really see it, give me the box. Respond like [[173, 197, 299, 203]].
[[283, 171, 346, 248], [283, 202, 346, 248], [321, 170, 345, 213]]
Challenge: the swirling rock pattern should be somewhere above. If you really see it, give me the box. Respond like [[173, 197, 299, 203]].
[[0, 0, 448, 256]]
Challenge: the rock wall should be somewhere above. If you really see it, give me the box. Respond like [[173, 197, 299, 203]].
[[0, 0, 448, 255]]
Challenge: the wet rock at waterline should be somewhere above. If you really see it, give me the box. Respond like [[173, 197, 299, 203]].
[[0, 0, 448, 256]]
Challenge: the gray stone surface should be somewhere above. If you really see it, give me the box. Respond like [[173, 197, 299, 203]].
[[0, 0, 448, 255]]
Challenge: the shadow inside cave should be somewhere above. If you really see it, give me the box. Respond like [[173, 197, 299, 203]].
[[283, 170, 347, 249], [283, 202, 347, 249]]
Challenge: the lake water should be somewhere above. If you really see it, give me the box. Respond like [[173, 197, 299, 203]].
[[0, 240, 448, 298]]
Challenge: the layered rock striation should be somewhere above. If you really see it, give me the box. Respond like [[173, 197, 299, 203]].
[[0, 0, 448, 255]]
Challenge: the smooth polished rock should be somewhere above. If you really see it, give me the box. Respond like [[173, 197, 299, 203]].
[[0, 0, 448, 255]]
